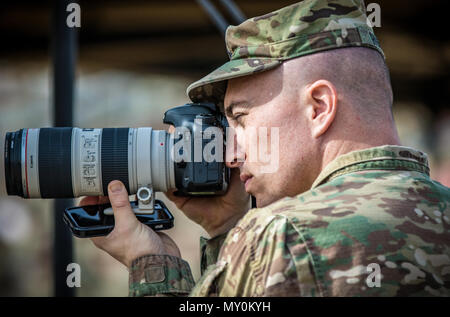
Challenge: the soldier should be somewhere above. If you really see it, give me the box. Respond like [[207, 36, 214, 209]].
[[83, 0, 450, 296]]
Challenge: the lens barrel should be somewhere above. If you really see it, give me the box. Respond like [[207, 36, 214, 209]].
[[4, 127, 175, 199]]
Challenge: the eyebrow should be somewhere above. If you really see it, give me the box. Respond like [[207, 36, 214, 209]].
[[224, 100, 250, 117]]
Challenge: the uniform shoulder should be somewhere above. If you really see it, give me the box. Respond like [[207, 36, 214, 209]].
[[234, 196, 301, 237]]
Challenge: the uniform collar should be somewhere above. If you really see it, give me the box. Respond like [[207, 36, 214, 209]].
[[311, 145, 430, 189]]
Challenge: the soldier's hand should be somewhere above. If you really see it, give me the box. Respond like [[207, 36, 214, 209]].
[[164, 167, 250, 238], [79, 180, 181, 268]]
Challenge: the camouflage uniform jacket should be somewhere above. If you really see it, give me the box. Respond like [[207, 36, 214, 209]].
[[129, 145, 450, 296]]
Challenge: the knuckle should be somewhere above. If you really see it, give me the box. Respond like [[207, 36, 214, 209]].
[[112, 198, 130, 209]]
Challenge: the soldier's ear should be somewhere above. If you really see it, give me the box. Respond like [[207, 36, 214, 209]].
[[306, 80, 338, 139]]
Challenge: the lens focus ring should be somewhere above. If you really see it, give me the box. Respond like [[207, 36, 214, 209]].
[[101, 128, 130, 195]]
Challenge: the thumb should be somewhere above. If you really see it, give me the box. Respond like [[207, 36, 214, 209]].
[[108, 180, 137, 227]]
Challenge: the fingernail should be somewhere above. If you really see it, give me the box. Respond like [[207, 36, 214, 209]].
[[109, 181, 123, 193]]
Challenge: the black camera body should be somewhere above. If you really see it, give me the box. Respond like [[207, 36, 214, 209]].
[[164, 103, 230, 196]]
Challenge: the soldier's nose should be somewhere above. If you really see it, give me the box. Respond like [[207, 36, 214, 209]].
[[226, 134, 245, 168], [226, 158, 244, 168]]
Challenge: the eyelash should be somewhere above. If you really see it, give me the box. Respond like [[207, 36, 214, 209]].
[[231, 113, 245, 124]]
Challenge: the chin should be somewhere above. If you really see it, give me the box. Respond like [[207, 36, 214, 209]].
[[255, 195, 277, 208]]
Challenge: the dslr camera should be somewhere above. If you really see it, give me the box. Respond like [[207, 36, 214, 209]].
[[4, 103, 230, 237]]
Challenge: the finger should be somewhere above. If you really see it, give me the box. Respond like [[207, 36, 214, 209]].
[[79, 196, 100, 206], [167, 125, 175, 134], [108, 180, 137, 227], [164, 189, 177, 200], [163, 189, 190, 209], [98, 196, 110, 205], [79, 196, 110, 207]]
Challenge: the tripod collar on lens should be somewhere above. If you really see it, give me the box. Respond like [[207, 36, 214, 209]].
[[136, 186, 156, 214]]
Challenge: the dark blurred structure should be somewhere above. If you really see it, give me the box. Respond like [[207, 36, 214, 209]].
[[1, 0, 448, 148], [51, 0, 77, 297], [0, 0, 449, 296], [1, 0, 449, 111]]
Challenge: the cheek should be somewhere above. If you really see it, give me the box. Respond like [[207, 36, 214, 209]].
[[235, 126, 246, 150], [276, 119, 311, 174]]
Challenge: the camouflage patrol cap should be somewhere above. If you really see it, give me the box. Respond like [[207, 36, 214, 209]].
[[187, 0, 384, 109]]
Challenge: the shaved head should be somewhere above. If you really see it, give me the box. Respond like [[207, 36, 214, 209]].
[[283, 47, 394, 124]]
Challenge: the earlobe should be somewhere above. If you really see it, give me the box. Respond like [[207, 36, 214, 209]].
[[308, 80, 338, 138]]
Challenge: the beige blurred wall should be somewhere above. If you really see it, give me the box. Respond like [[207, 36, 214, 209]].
[[0, 63, 208, 296]]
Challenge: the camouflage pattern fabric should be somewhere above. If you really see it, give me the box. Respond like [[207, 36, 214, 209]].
[[130, 145, 450, 297], [129, 255, 194, 297], [187, 0, 384, 110], [200, 234, 228, 275]]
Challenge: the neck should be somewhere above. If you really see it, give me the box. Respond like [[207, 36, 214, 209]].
[[320, 132, 401, 173]]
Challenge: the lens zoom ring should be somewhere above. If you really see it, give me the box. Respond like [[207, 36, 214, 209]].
[[39, 128, 73, 198], [101, 128, 130, 195]]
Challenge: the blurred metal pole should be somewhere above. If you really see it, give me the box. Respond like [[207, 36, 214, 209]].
[[196, 0, 229, 37], [219, 0, 246, 24], [196, 0, 253, 207], [52, 0, 77, 297]]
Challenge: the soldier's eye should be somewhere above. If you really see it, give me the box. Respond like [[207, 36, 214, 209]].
[[232, 114, 246, 127], [233, 114, 242, 121]]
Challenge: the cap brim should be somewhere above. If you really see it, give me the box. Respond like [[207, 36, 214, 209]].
[[187, 57, 282, 109]]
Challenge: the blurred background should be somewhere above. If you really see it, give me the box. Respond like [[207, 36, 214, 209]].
[[0, 0, 449, 296]]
